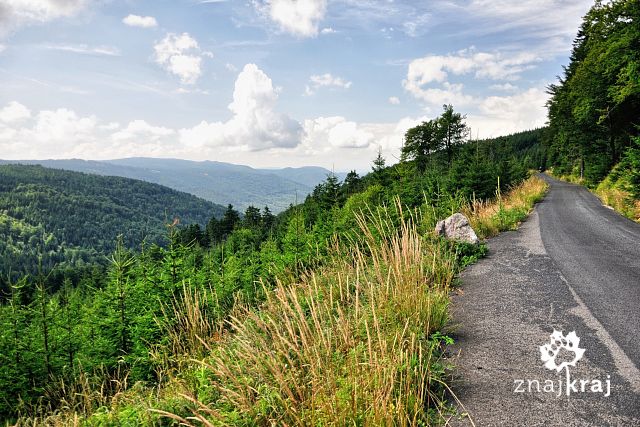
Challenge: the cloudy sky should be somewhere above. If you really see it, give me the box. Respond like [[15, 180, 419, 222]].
[[0, 0, 593, 171]]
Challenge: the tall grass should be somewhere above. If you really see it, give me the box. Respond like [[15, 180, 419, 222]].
[[463, 175, 548, 238], [157, 203, 457, 426], [594, 177, 640, 222]]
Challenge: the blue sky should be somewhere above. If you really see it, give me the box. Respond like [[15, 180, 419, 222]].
[[0, 0, 593, 171]]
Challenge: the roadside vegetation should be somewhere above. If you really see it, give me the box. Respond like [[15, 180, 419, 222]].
[[544, 0, 639, 221]]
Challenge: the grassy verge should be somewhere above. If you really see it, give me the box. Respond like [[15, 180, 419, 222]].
[[464, 175, 549, 239], [15, 177, 548, 426]]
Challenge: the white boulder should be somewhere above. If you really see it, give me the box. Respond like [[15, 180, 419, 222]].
[[435, 213, 479, 244]]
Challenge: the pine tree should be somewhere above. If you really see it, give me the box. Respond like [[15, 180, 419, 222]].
[[372, 146, 386, 173]]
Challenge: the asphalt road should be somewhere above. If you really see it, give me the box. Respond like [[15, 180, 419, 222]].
[[448, 175, 640, 426], [538, 175, 640, 369]]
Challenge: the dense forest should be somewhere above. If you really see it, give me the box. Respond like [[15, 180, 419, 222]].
[[545, 0, 639, 202], [0, 103, 545, 423], [0, 165, 225, 294]]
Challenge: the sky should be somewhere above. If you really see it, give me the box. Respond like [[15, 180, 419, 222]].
[[0, 0, 594, 171]]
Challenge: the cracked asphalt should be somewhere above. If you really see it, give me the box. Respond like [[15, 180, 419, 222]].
[[447, 175, 640, 426]]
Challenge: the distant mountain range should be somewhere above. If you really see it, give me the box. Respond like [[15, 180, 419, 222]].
[[0, 158, 346, 212]]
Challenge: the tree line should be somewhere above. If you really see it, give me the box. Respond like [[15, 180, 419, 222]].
[[545, 0, 639, 191]]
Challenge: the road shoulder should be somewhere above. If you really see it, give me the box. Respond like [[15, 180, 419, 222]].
[[447, 208, 640, 426]]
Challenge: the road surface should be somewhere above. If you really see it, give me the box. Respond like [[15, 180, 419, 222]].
[[449, 175, 640, 426]]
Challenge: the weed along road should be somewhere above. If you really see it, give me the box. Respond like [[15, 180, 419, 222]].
[[450, 175, 640, 426]]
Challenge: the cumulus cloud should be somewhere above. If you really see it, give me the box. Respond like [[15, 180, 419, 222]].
[[305, 73, 352, 95], [179, 64, 303, 151], [112, 120, 174, 142], [405, 49, 540, 88], [0, 101, 181, 159], [0, 101, 31, 123], [464, 88, 549, 138], [154, 33, 205, 84], [0, 0, 88, 36], [122, 14, 158, 28], [303, 116, 373, 149], [406, 81, 475, 107], [0, 106, 99, 158], [388, 96, 400, 105], [403, 48, 541, 107], [254, 0, 327, 37]]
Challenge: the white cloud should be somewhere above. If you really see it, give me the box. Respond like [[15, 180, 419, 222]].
[[489, 83, 518, 92], [467, 87, 549, 138], [122, 14, 158, 28], [0, 102, 181, 159], [0, 101, 31, 123], [154, 33, 204, 84], [388, 96, 400, 105], [0, 44, 5, 53], [303, 116, 373, 149], [402, 47, 551, 140], [0, 106, 100, 159], [0, 0, 89, 36], [254, 0, 327, 37], [320, 27, 336, 34], [32, 108, 97, 141], [44, 43, 120, 56], [404, 49, 540, 89], [179, 63, 303, 151], [406, 81, 475, 107], [403, 48, 541, 107], [225, 63, 238, 72], [112, 120, 174, 142], [305, 73, 352, 95]]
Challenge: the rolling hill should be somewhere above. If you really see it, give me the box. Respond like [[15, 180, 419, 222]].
[[0, 158, 346, 212], [0, 164, 225, 282]]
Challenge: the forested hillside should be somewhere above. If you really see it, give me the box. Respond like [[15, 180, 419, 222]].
[[0, 158, 345, 213], [0, 106, 546, 424], [545, 0, 639, 217], [0, 165, 225, 289]]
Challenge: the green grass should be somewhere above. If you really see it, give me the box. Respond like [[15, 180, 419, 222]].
[[463, 175, 549, 239]]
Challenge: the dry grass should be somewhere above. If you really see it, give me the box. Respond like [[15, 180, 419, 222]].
[[12, 366, 138, 427], [594, 183, 640, 222], [464, 175, 549, 239], [163, 204, 457, 426]]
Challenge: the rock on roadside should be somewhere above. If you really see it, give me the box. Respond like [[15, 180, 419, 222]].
[[435, 213, 479, 244]]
